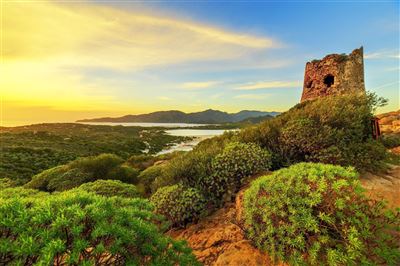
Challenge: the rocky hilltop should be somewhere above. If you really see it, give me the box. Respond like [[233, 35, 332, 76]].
[[377, 109, 400, 134]]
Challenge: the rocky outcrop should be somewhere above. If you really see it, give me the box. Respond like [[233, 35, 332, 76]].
[[301, 47, 365, 102], [377, 110, 400, 134], [167, 191, 278, 266]]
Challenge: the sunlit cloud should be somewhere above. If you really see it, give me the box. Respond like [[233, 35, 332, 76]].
[[2, 1, 282, 123], [181, 81, 220, 90], [4, 1, 278, 70], [234, 80, 301, 90], [234, 94, 270, 100]]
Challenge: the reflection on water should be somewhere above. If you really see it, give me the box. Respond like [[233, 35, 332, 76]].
[[78, 122, 211, 128], [165, 129, 227, 136], [158, 129, 234, 155]]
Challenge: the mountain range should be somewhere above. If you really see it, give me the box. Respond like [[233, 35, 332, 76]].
[[76, 109, 280, 124]]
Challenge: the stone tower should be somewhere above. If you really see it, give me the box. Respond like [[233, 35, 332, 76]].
[[300, 47, 365, 102]]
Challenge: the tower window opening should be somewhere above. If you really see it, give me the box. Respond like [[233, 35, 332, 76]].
[[324, 74, 334, 87]]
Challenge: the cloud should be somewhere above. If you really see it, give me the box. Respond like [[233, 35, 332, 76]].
[[234, 80, 301, 90], [372, 81, 400, 90], [4, 1, 278, 70], [181, 81, 220, 90], [234, 94, 270, 100], [365, 50, 400, 60]]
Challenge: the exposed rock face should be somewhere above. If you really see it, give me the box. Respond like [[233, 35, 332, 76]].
[[377, 110, 400, 134], [301, 47, 365, 102], [167, 190, 281, 266]]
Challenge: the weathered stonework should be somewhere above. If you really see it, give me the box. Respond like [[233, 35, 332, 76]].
[[300, 47, 365, 102]]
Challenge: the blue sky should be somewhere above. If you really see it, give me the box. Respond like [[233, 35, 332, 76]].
[[3, 0, 399, 124]]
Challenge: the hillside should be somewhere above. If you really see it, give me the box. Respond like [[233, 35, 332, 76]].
[[377, 109, 400, 134], [77, 109, 279, 124]]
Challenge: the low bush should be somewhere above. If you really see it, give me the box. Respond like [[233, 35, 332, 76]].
[[150, 184, 206, 227], [380, 134, 400, 149], [77, 180, 141, 198], [25, 154, 139, 192], [244, 163, 400, 265], [137, 164, 165, 195], [209, 142, 272, 202], [149, 136, 229, 193], [0, 178, 16, 190], [0, 187, 48, 200], [0, 190, 199, 265]]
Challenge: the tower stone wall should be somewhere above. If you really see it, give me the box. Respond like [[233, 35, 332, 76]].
[[300, 47, 365, 102]]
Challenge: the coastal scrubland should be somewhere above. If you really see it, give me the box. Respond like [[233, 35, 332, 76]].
[[1, 92, 399, 265]]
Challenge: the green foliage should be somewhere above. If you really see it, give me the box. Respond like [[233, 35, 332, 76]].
[[150, 184, 207, 227], [0, 178, 16, 190], [137, 164, 165, 195], [0, 187, 49, 200], [244, 163, 400, 265], [25, 154, 139, 192], [380, 134, 400, 149], [0, 123, 185, 184], [209, 142, 272, 202], [150, 135, 229, 193], [0, 190, 199, 265], [240, 93, 388, 172], [77, 180, 140, 198]]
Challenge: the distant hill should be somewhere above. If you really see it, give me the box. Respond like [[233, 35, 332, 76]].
[[77, 109, 280, 124]]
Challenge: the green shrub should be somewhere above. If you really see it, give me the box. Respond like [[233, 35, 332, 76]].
[[380, 134, 400, 149], [244, 163, 400, 265], [0, 190, 199, 265], [240, 92, 388, 172], [137, 164, 165, 195], [0, 187, 49, 200], [0, 178, 16, 190], [150, 184, 206, 227], [209, 142, 272, 202], [77, 180, 140, 198], [25, 154, 139, 192]]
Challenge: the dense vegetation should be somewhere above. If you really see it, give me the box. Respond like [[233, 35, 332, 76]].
[[25, 154, 139, 192], [77, 179, 141, 198], [1, 92, 399, 265], [0, 123, 185, 184], [0, 189, 199, 265], [150, 184, 206, 227], [244, 163, 400, 265], [240, 93, 388, 171]]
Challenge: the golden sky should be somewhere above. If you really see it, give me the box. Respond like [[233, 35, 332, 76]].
[[1, 1, 398, 126]]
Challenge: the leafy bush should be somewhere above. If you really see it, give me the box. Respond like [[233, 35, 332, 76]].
[[150, 136, 229, 193], [150, 184, 206, 227], [0, 178, 16, 190], [0, 187, 48, 200], [240, 92, 388, 171], [77, 180, 141, 198], [0, 190, 199, 265], [380, 134, 400, 149], [209, 142, 272, 202], [25, 154, 139, 192], [137, 164, 165, 195], [244, 163, 400, 265]]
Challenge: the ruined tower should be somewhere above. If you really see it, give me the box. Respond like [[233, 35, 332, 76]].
[[300, 47, 365, 102]]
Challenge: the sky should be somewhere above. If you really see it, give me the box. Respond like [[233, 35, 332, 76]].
[[1, 0, 399, 126]]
